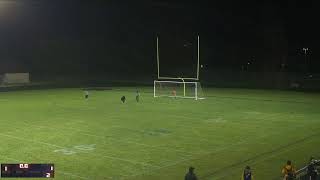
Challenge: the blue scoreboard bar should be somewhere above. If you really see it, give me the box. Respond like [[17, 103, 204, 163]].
[[1, 164, 54, 178]]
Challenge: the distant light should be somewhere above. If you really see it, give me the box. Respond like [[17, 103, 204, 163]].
[[183, 42, 192, 47], [302, 48, 309, 54]]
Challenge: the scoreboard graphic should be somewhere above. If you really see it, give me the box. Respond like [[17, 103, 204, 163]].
[[1, 164, 54, 178]]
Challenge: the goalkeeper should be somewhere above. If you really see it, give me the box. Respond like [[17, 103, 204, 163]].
[[172, 88, 177, 98], [121, 96, 126, 103]]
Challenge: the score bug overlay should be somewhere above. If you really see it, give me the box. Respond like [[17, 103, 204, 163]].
[[1, 163, 54, 178]]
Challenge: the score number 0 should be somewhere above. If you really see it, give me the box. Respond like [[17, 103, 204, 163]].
[[19, 164, 29, 168]]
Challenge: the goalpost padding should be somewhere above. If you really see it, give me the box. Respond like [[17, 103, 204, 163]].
[[154, 80, 204, 100]]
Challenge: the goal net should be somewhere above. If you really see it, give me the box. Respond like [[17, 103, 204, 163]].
[[154, 80, 205, 100]]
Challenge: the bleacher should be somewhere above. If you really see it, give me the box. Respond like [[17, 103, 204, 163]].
[[294, 159, 320, 180]]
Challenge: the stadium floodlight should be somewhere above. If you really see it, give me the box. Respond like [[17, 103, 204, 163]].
[[154, 35, 205, 100]]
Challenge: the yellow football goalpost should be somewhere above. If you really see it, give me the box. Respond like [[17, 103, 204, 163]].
[[154, 35, 204, 100]]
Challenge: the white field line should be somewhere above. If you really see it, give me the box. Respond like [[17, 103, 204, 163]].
[[2, 121, 227, 172], [124, 140, 249, 179], [15, 105, 262, 146], [10, 117, 192, 146], [145, 99, 307, 126], [163, 113, 308, 141], [98, 112, 266, 141], [110, 125, 216, 144], [70, 116, 219, 144], [1, 109, 300, 178], [0, 156, 21, 162], [165, 114, 270, 131], [23, 123, 195, 157], [3, 114, 283, 166], [123, 128, 287, 179], [0, 132, 159, 169], [1, 121, 233, 178], [0, 133, 63, 148], [60, 171, 92, 180], [14, 117, 206, 156], [0, 156, 90, 180], [28, 124, 196, 166], [213, 134, 316, 180], [117, 113, 310, 177]]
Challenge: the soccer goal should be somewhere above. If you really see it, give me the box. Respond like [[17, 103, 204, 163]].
[[154, 80, 205, 100], [154, 34, 205, 100]]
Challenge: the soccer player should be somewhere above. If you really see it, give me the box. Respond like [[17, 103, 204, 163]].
[[185, 167, 198, 180], [241, 166, 254, 180], [282, 160, 296, 180], [172, 88, 177, 98], [84, 90, 89, 99], [135, 90, 140, 102], [121, 96, 126, 103]]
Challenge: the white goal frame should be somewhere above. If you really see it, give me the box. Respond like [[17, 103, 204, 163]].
[[154, 80, 204, 100], [154, 35, 204, 100]]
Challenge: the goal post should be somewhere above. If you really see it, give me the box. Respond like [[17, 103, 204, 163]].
[[154, 80, 204, 100], [154, 34, 205, 100]]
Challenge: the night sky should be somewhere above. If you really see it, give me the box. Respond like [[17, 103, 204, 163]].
[[0, 0, 318, 79]]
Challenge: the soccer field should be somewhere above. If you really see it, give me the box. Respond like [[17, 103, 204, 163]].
[[0, 87, 319, 180]]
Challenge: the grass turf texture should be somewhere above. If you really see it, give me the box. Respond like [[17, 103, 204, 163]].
[[0, 87, 319, 180]]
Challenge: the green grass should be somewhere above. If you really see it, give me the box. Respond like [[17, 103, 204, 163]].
[[0, 87, 320, 180]]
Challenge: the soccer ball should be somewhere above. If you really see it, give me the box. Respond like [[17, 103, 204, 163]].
[[200, 64, 203, 68]]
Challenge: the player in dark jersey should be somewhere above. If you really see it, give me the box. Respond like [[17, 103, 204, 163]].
[[185, 167, 197, 180], [121, 96, 126, 103], [241, 166, 254, 180], [136, 90, 140, 102]]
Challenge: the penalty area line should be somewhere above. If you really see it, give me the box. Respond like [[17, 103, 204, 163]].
[[30, 124, 195, 156], [123, 128, 287, 179], [0, 132, 159, 168]]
